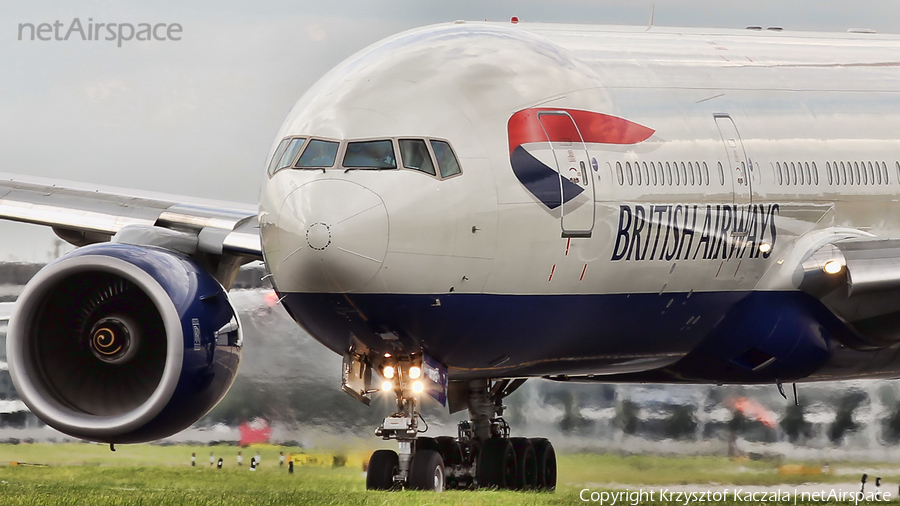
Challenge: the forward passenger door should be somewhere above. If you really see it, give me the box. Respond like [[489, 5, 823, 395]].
[[537, 111, 595, 238]]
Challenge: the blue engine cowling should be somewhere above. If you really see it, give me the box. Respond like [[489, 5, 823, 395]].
[[6, 243, 242, 443], [664, 292, 835, 383]]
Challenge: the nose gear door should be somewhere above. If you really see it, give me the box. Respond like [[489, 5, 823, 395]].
[[537, 111, 595, 238]]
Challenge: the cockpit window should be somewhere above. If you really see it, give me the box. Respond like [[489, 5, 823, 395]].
[[343, 140, 397, 169], [266, 138, 291, 176], [295, 139, 339, 168], [269, 137, 305, 176], [431, 140, 461, 178], [399, 139, 436, 176]]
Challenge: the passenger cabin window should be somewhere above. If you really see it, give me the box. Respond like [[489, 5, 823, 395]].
[[399, 139, 435, 175], [295, 139, 339, 168], [343, 140, 397, 169], [431, 140, 461, 178], [269, 137, 305, 176], [609, 159, 714, 187]]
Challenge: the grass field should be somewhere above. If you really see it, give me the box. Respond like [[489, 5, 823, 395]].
[[0, 443, 896, 505]]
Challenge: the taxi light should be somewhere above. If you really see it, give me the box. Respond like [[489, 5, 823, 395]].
[[408, 366, 421, 379], [411, 381, 424, 394], [824, 261, 843, 275], [758, 243, 771, 254], [383, 365, 395, 379], [382, 381, 393, 392]]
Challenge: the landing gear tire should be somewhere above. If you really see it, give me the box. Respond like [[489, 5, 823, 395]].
[[409, 450, 445, 492], [510, 437, 537, 490], [530, 437, 557, 491], [434, 436, 464, 466], [434, 436, 464, 489], [366, 449, 399, 490], [416, 436, 439, 453], [418, 436, 463, 467], [363, 370, 551, 493], [477, 437, 517, 489]]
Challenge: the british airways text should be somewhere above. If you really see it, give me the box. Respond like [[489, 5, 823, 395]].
[[611, 204, 779, 262]]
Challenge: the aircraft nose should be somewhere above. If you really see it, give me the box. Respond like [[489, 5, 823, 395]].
[[275, 179, 388, 292]]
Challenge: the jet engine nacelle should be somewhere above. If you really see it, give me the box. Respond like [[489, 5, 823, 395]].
[[7, 243, 242, 443]]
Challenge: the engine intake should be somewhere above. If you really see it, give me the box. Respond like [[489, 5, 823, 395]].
[[7, 243, 242, 443]]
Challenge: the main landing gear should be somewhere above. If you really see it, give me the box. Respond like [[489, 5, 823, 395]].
[[350, 350, 556, 492]]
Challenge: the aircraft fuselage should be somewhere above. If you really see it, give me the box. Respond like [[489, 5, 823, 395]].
[[259, 22, 900, 385]]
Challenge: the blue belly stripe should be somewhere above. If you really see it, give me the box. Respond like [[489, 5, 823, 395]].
[[279, 290, 850, 382]]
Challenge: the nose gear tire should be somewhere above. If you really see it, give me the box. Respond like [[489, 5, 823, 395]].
[[409, 450, 445, 492], [366, 449, 399, 490]]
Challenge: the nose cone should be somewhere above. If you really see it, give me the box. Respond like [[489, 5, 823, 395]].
[[274, 180, 388, 292]]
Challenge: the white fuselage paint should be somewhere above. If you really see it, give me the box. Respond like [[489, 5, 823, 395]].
[[256, 22, 900, 379], [261, 23, 900, 296]]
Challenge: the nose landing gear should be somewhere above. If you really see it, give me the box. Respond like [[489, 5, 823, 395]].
[[358, 356, 556, 493]]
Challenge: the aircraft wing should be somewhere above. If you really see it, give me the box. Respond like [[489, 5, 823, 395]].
[[0, 302, 15, 321], [796, 235, 900, 347], [0, 172, 261, 260]]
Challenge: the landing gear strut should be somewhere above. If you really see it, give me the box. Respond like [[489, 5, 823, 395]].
[[349, 348, 556, 492]]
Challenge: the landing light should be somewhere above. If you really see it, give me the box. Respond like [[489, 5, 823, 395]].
[[411, 381, 424, 394], [824, 260, 843, 274], [758, 243, 771, 254], [408, 366, 421, 379], [383, 365, 395, 379], [382, 381, 393, 392]]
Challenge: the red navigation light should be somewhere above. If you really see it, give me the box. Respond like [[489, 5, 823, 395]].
[[511, 16, 519, 24]]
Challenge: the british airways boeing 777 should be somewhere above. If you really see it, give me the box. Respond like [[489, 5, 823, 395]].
[[5, 21, 900, 491]]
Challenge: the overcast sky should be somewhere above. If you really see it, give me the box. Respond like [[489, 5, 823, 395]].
[[1, 0, 899, 261]]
